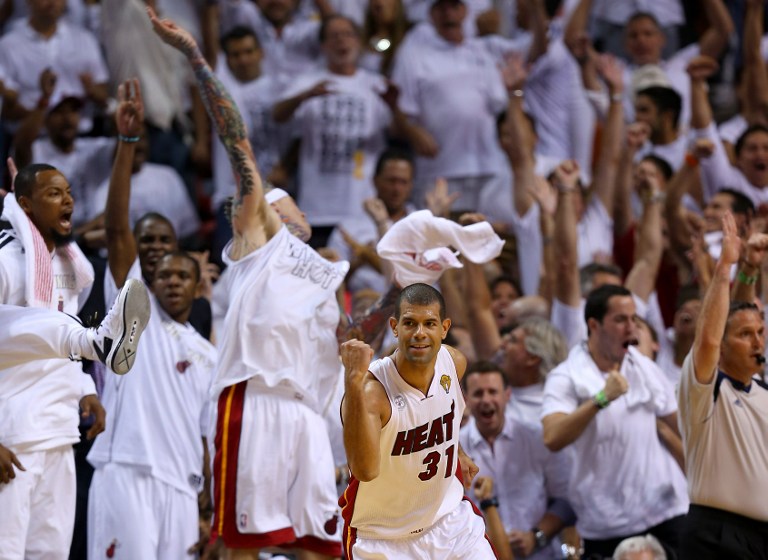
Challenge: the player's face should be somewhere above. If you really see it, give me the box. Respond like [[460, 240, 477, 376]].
[[590, 295, 638, 364], [225, 36, 262, 83], [721, 309, 765, 379], [19, 170, 74, 246], [270, 196, 311, 242], [151, 255, 198, 322], [374, 159, 412, 213], [135, 218, 177, 280], [624, 17, 664, 66], [464, 371, 510, 439], [391, 301, 450, 364]]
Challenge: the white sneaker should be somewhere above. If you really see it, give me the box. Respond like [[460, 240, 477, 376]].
[[91, 279, 150, 375]]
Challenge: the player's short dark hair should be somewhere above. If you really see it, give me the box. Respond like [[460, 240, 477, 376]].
[[461, 360, 507, 391], [637, 86, 682, 129], [717, 188, 755, 217], [734, 124, 768, 158], [156, 250, 201, 283], [14, 163, 58, 199], [640, 154, 674, 181], [374, 147, 414, 177], [394, 283, 446, 321], [584, 284, 632, 326], [220, 25, 261, 53]]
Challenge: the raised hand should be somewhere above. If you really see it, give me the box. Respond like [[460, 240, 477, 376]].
[[189, 250, 220, 301], [341, 339, 374, 383], [603, 368, 629, 402], [691, 138, 715, 160], [686, 55, 719, 82], [552, 159, 580, 191], [595, 53, 624, 93], [147, 6, 198, 56], [39, 68, 57, 100], [526, 175, 558, 216], [425, 178, 459, 218], [115, 78, 144, 138], [743, 232, 768, 268], [363, 197, 389, 225], [720, 211, 741, 266], [500, 52, 528, 93]]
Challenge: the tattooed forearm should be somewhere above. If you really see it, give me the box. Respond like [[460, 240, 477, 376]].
[[188, 48, 248, 148], [230, 144, 257, 200]]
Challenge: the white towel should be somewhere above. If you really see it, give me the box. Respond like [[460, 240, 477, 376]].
[[568, 343, 665, 410], [2, 193, 93, 309], [376, 210, 505, 287]]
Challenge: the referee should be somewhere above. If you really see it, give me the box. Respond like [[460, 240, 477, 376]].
[[678, 212, 768, 559]]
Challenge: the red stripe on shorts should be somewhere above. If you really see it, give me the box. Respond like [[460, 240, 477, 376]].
[[339, 475, 361, 559], [464, 496, 499, 560]]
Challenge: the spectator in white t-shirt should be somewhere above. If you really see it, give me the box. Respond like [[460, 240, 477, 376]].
[[0, 0, 109, 132], [273, 14, 392, 246], [390, 0, 509, 212], [12, 90, 114, 229]]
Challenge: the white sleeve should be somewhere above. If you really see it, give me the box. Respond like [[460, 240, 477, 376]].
[[541, 368, 579, 417], [693, 122, 742, 202], [551, 298, 586, 350], [509, 202, 542, 296]]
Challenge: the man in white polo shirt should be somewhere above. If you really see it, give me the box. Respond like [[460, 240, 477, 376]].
[[677, 211, 768, 559], [541, 284, 688, 559]]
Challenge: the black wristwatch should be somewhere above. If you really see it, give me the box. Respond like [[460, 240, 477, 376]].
[[533, 527, 548, 549], [479, 497, 499, 511]]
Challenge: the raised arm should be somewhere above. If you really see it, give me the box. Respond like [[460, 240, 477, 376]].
[[148, 7, 279, 246], [698, 0, 735, 60], [591, 54, 624, 218], [732, 233, 768, 304], [742, 0, 768, 126], [340, 340, 388, 481], [614, 122, 651, 237], [692, 212, 740, 384], [105, 79, 143, 288], [563, 0, 593, 57], [688, 55, 718, 131], [552, 161, 581, 308], [525, 0, 550, 65], [624, 174, 664, 302]]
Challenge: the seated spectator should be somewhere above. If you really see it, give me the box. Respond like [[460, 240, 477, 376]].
[[0, 0, 109, 133], [12, 90, 114, 229], [89, 124, 200, 241]]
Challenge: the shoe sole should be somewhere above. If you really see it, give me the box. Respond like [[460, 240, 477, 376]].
[[109, 278, 151, 375]]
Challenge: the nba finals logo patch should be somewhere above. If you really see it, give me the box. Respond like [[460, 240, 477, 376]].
[[440, 374, 451, 394], [394, 394, 406, 410], [106, 539, 119, 558]]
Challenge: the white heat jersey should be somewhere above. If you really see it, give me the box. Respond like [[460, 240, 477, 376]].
[[342, 347, 466, 539], [213, 226, 349, 412], [89, 261, 218, 497]]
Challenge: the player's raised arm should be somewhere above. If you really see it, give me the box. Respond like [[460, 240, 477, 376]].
[[147, 7, 280, 248]]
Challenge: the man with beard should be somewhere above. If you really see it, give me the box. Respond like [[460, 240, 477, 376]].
[[0, 163, 113, 558]]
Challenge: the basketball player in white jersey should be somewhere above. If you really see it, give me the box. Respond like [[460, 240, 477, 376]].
[[339, 283, 497, 559]]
